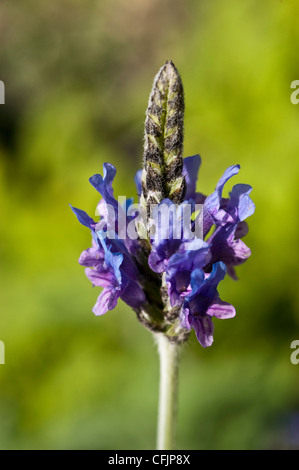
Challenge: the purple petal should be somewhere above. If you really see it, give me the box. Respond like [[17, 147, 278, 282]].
[[149, 199, 187, 273], [183, 155, 201, 200], [89, 163, 118, 209], [204, 165, 240, 218], [238, 194, 255, 222], [148, 250, 169, 273], [135, 169, 142, 196], [96, 231, 124, 285], [188, 268, 206, 297], [208, 225, 251, 268], [190, 262, 226, 301], [92, 287, 120, 316], [227, 184, 255, 222], [120, 280, 146, 310], [168, 239, 211, 273], [216, 165, 241, 192], [103, 250, 123, 285], [167, 270, 191, 307], [190, 314, 214, 347], [206, 296, 236, 319], [85, 267, 117, 288], [79, 247, 104, 267], [166, 241, 211, 305], [230, 238, 251, 261], [70, 205, 95, 228]]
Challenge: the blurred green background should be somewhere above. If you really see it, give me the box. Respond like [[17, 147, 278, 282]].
[[0, 0, 299, 450]]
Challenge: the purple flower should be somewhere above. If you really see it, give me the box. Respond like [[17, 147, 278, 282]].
[[165, 238, 211, 307], [205, 178, 255, 279], [71, 156, 254, 346], [79, 245, 123, 315], [148, 199, 195, 274], [78, 232, 146, 316], [180, 262, 236, 347]]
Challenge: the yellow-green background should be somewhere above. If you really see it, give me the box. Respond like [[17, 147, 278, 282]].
[[0, 0, 299, 449]]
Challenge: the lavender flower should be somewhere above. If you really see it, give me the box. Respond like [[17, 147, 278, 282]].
[[71, 61, 254, 347]]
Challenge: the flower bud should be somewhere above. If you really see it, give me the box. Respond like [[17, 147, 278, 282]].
[[141, 61, 186, 225]]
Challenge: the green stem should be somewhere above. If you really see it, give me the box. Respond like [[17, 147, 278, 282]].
[[155, 333, 180, 450]]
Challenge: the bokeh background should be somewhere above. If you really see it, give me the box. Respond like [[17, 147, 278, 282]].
[[0, 0, 299, 450]]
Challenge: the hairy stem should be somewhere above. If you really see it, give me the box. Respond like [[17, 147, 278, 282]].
[[155, 333, 181, 450]]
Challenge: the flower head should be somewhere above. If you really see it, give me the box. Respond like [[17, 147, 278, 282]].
[[71, 62, 255, 347]]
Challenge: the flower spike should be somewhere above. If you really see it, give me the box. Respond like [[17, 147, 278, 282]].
[[71, 62, 254, 346]]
